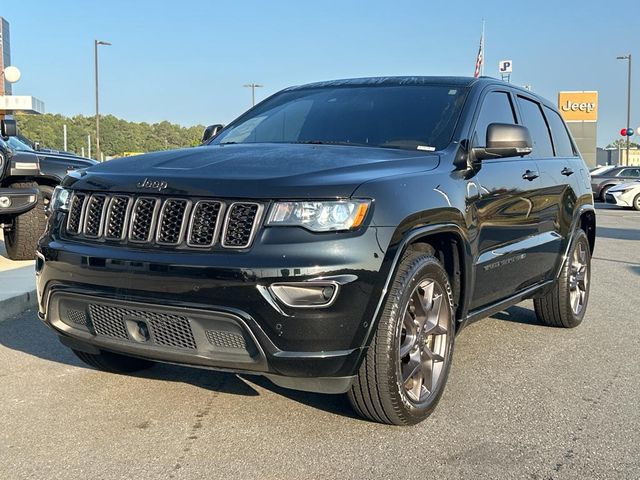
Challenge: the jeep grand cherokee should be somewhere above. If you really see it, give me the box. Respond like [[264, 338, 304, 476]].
[[37, 77, 595, 425]]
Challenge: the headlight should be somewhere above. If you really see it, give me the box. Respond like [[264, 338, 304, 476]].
[[50, 186, 72, 212], [266, 200, 371, 232]]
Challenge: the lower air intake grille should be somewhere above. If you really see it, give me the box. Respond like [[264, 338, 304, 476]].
[[222, 203, 262, 248], [205, 330, 247, 349], [88, 303, 197, 350]]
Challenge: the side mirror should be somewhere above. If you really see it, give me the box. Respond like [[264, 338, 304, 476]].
[[0, 119, 18, 137], [201, 124, 225, 144], [472, 123, 532, 161]]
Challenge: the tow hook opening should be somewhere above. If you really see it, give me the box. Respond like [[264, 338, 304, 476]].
[[125, 318, 151, 343]]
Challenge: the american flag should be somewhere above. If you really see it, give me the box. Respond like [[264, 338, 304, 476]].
[[473, 30, 484, 78]]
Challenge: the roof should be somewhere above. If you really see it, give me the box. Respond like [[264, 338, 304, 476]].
[[285, 76, 494, 91]]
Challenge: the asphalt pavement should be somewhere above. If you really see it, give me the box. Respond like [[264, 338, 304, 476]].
[[0, 204, 638, 480]]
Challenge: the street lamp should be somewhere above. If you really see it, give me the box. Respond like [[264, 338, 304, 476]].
[[0, 65, 21, 85], [243, 83, 263, 106], [95, 40, 111, 161], [617, 54, 632, 165]]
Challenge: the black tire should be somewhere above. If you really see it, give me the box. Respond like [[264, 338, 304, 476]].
[[348, 251, 455, 425], [633, 193, 640, 211], [599, 184, 614, 202], [73, 349, 155, 373], [534, 229, 591, 328], [3, 183, 51, 261]]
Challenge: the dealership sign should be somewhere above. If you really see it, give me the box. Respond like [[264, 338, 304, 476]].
[[558, 91, 598, 122]]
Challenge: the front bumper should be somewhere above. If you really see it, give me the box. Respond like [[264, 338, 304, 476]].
[[0, 187, 39, 216], [36, 222, 395, 393], [605, 191, 633, 207]]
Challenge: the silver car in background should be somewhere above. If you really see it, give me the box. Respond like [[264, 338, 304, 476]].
[[605, 181, 640, 210]]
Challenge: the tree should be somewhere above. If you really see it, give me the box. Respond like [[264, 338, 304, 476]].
[[606, 139, 640, 149], [14, 113, 206, 158]]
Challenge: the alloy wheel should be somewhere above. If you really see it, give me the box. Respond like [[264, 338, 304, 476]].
[[398, 279, 451, 404], [568, 241, 589, 315]]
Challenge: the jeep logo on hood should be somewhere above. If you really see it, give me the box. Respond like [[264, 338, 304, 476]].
[[137, 178, 168, 191]]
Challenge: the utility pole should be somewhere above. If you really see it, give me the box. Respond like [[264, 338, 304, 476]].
[[95, 39, 111, 161], [243, 83, 263, 106], [87, 134, 91, 159], [63, 124, 67, 151], [617, 54, 632, 164]]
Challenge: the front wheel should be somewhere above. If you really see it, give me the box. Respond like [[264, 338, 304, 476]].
[[3, 183, 51, 261], [633, 193, 640, 211], [534, 229, 591, 328], [348, 251, 455, 425]]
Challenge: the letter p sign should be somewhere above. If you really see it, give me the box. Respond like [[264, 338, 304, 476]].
[[499, 60, 513, 73]]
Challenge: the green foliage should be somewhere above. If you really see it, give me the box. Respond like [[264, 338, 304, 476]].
[[606, 138, 640, 149], [14, 113, 206, 158]]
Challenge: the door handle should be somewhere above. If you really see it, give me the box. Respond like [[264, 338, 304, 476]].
[[522, 170, 539, 181], [561, 167, 574, 176]]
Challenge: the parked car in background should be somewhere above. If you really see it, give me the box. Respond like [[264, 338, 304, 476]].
[[591, 166, 640, 201], [605, 180, 640, 210], [589, 165, 616, 176], [0, 120, 97, 260]]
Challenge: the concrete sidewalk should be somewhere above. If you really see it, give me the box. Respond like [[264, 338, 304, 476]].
[[0, 230, 36, 323]]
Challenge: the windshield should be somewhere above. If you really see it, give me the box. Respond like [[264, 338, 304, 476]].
[[7, 136, 34, 152], [212, 84, 468, 151]]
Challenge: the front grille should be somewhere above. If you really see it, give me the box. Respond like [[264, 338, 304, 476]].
[[65, 192, 263, 250], [205, 330, 246, 349], [605, 193, 616, 204], [222, 202, 262, 248], [88, 303, 197, 350]]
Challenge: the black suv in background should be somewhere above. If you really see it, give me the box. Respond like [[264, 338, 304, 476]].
[[37, 77, 595, 425], [0, 120, 96, 260]]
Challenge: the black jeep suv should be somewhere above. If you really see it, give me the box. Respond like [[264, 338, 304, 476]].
[[37, 77, 595, 425]]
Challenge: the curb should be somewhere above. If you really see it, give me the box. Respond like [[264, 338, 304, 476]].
[[0, 289, 37, 323]]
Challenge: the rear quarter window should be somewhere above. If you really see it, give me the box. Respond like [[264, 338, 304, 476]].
[[543, 106, 575, 157], [517, 96, 554, 158]]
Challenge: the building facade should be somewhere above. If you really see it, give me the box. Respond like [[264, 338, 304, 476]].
[[0, 17, 11, 95], [558, 91, 598, 167]]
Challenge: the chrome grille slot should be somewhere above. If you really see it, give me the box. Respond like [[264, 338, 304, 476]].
[[129, 197, 160, 243], [222, 202, 263, 249], [83, 194, 108, 238], [187, 200, 224, 247], [66, 193, 87, 234], [156, 199, 190, 245], [104, 195, 132, 240], [64, 192, 262, 250]]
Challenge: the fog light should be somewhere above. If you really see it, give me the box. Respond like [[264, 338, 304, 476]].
[[0, 196, 11, 209], [269, 282, 339, 308]]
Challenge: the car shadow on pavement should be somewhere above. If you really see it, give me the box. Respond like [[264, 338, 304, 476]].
[[0, 312, 357, 418], [491, 305, 544, 326], [595, 226, 640, 241]]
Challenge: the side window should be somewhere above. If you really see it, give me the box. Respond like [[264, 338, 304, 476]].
[[517, 96, 554, 158], [619, 168, 640, 177], [544, 106, 575, 157], [473, 91, 516, 147]]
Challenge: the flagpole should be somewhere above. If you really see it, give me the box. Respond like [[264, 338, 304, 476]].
[[481, 19, 485, 76]]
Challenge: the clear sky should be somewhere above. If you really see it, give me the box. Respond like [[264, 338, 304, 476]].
[[2, 0, 639, 146]]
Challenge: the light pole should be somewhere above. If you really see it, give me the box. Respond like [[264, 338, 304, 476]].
[[95, 40, 111, 161], [243, 83, 263, 106], [617, 54, 632, 164]]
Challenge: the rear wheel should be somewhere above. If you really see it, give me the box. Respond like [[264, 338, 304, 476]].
[[633, 193, 640, 211], [73, 349, 156, 373], [534, 229, 591, 328], [3, 183, 51, 261], [348, 251, 455, 425]]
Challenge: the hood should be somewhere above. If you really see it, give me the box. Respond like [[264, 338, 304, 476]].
[[609, 180, 640, 192], [64, 143, 440, 198]]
